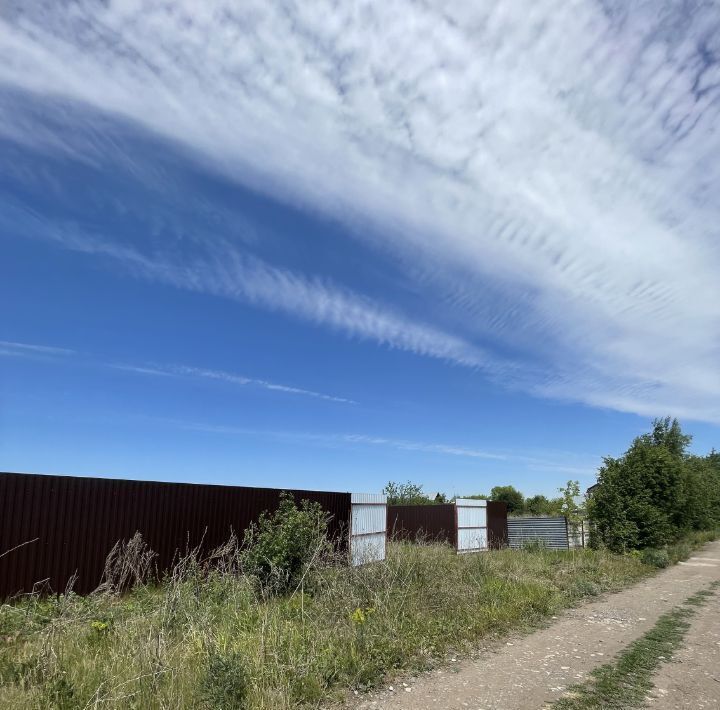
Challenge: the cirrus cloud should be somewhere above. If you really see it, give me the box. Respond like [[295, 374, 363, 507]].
[[1, 1, 719, 422]]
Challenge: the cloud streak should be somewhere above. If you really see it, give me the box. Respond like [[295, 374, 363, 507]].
[[1, 2, 720, 422], [6, 207, 493, 371], [113, 363, 356, 405], [0, 340, 76, 357], [1, 340, 355, 405], [165, 418, 599, 475]]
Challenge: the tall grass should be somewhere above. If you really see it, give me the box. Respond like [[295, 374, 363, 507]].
[[0, 537, 650, 709]]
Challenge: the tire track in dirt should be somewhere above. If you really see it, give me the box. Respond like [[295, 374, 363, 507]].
[[645, 580, 720, 709], [346, 541, 720, 710]]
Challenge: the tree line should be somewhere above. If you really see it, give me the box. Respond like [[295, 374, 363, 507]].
[[382, 480, 581, 518], [384, 417, 720, 554]]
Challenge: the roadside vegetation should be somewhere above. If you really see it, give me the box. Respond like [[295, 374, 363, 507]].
[[554, 581, 720, 709], [1, 510, 649, 709], [388, 417, 720, 564], [589, 418, 720, 553], [1, 418, 718, 709]]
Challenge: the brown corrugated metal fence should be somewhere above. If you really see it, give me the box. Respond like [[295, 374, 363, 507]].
[[487, 501, 508, 549], [387, 501, 508, 550], [0, 472, 351, 598], [386, 504, 457, 546]]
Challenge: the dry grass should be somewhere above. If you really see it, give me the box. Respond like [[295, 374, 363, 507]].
[[0, 540, 649, 709]]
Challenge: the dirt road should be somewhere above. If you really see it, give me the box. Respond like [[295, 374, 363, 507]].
[[350, 541, 720, 710], [647, 567, 720, 709]]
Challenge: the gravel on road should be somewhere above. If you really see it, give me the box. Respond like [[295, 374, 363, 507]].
[[346, 541, 720, 710]]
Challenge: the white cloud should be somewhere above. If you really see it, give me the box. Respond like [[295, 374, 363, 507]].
[[113, 363, 357, 404], [6, 209, 492, 370], [338, 434, 508, 461], [1, 1, 719, 421], [0, 339, 355, 404], [161, 418, 599, 475], [0, 340, 75, 357]]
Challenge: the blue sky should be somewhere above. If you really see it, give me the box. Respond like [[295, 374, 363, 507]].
[[1, 1, 719, 497]]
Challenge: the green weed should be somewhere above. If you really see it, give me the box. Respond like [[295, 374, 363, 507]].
[[0, 541, 650, 709], [554, 583, 718, 709]]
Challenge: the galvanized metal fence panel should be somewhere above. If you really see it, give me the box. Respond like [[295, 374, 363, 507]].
[[350, 493, 387, 566], [568, 520, 589, 548], [455, 498, 488, 553], [507, 516, 569, 550], [0, 472, 351, 598]]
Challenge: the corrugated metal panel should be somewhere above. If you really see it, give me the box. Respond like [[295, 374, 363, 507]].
[[507, 517, 569, 550], [0, 471, 351, 598], [350, 533, 386, 566], [386, 504, 456, 545], [457, 528, 487, 552], [568, 521, 589, 548], [351, 492, 385, 505], [350, 493, 387, 566], [487, 501, 508, 549], [351, 501, 386, 536], [455, 499, 488, 552], [456, 498, 486, 507]]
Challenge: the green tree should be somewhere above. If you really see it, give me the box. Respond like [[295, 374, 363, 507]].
[[648, 416, 692, 457], [459, 493, 490, 502], [524, 494, 562, 516], [683, 453, 720, 530], [558, 480, 584, 528], [707, 450, 720, 526], [383, 481, 433, 505], [489, 485, 525, 514], [588, 418, 690, 552]]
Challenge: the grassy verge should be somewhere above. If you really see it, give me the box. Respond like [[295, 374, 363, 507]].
[[631, 529, 720, 569], [554, 581, 720, 709], [666, 529, 720, 563], [0, 542, 649, 709]]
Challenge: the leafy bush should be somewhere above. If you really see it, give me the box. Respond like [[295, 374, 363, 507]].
[[383, 481, 434, 505], [202, 651, 249, 709], [570, 578, 601, 598], [640, 548, 670, 568], [242, 493, 331, 594], [588, 418, 720, 552]]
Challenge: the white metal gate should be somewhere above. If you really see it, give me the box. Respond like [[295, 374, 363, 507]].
[[455, 498, 488, 553], [350, 493, 387, 566]]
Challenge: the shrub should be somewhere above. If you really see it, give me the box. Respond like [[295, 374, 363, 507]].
[[571, 579, 601, 597], [640, 548, 670, 568], [201, 651, 249, 709], [589, 418, 693, 552], [383, 481, 434, 505], [242, 493, 331, 594], [0, 540, 649, 709]]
